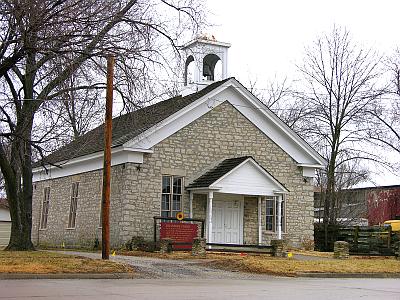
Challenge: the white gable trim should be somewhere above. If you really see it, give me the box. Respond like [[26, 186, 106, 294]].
[[32, 147, 151, 182], [210, 158, 289, 195], [187, 158, 289, 196], [297, 164, 325, 168], [124, 78, 326, 169], [227, 81, 325, 164]]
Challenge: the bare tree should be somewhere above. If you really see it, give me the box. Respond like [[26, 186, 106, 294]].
[[246, 76, 312, 133], [248, 76, 291, 108], [0, 1, 26, 78], [296, 26, 382, 245], [0, 0, 205, 250], [366, 49, 400, 168], [52, 71, 105, 142], [0, 171, 4, 198]]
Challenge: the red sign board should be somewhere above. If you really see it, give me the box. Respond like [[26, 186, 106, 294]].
[[160, 222, 198, 250]]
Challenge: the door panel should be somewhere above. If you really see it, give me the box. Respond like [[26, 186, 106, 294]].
[[224, 200, 240, 244], [212, 201, 224, 243], [211, 197, 242, 244]]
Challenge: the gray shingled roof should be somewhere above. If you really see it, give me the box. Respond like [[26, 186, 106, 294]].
[[187, 156, 251, 189], [187, 156, 289, 192], [36, 78, 232, 167]]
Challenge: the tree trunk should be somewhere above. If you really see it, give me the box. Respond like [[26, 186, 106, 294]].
[[323, 143, 338, 249], [4, 114, 35, 251], [5, 189, 34, 251]]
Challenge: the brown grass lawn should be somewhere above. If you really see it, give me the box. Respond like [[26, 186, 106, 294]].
[[0, 251, 133, 274], [204, 255, 400, 276], [291, 249, 333, 258], [120, 250, 400, 276]]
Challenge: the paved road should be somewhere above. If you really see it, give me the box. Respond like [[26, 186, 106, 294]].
[[0, 278, 399, 300]]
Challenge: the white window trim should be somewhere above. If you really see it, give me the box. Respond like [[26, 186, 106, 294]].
[[67, 182, 79, 229], [265, 196, 286, 233], [40, 187, 50, 230], [160, 175, 184, 217]]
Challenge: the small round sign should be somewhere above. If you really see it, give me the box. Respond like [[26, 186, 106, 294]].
[[176, 212, 184, 221]]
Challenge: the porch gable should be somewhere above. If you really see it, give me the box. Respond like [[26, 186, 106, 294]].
[[187, 156, 289, 196]]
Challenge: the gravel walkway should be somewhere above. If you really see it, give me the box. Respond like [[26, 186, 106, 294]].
[[57, 251, 275, 279]]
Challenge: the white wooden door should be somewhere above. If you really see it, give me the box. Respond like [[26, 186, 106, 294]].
[[212, 201, 225, 243], [224, 200, 241, 244], [211, 197, 243, 244]]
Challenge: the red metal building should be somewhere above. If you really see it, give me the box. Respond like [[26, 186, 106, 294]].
[[367, 185, 400, 225]]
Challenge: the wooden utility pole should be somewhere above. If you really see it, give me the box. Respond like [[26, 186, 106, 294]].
[[101, 55, 114, 260]]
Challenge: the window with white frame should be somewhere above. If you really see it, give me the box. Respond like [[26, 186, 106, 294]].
[[266, 197, 274, 231], [161, 176, 183, 217], [265, 196, 285, 232], [40, 187, 50, 229], [68, 182, 79, 228]]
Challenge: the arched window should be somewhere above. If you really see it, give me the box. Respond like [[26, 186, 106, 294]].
[[185, 55, 195, 85], [202, 54, 221, 81]]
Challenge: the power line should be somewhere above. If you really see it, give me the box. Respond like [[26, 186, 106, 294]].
[[0, 92, 399, 103], [2, 77, 400, 100], [0, 81, 400, 112], [0, 98, 399, 113], [207, 98, 400, 113]]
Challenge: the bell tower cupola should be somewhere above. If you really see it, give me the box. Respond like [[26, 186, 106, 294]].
[[182, 35, 231, 92]]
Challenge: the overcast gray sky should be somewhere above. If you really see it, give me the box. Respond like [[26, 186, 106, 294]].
[[207, 0, 400, 82], [206, 0, 400, 187]]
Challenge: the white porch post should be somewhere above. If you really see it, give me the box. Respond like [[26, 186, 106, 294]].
[[277, 195, 282, 240], [258, 196, 262, 245], [207, 191, 214, 244], [189, 191, 193, 219]]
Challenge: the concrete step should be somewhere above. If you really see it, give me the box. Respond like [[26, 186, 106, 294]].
[[207, 243, 273, 254]]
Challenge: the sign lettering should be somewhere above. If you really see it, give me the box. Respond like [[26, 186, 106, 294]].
[[160, 222, 198, 250]]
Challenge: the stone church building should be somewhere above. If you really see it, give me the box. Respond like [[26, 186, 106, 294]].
[[32, 38, 325, 249]]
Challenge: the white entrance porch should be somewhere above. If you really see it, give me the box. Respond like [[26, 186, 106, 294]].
[[187, 156, 289, 247]]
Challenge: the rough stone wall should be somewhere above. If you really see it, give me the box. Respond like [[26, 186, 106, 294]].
[[191, 194, 207, 239], [192, 194, 207, 220], [32, 100, 314, 248], [32, 165, 125, 248], [243, 197, 258, 244], [121, 101, 314, 247]]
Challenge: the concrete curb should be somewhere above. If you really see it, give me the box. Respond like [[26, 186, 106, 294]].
[[297, 272, 400, 278], [0, 273, 137, 280]]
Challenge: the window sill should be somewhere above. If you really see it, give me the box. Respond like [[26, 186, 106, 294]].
[[39, 228, 47, 231], [264, 231, 287, 235], [66, 227, 75, 230]]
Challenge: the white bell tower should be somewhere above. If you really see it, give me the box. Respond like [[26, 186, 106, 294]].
[[182, 36, 231, 93]]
